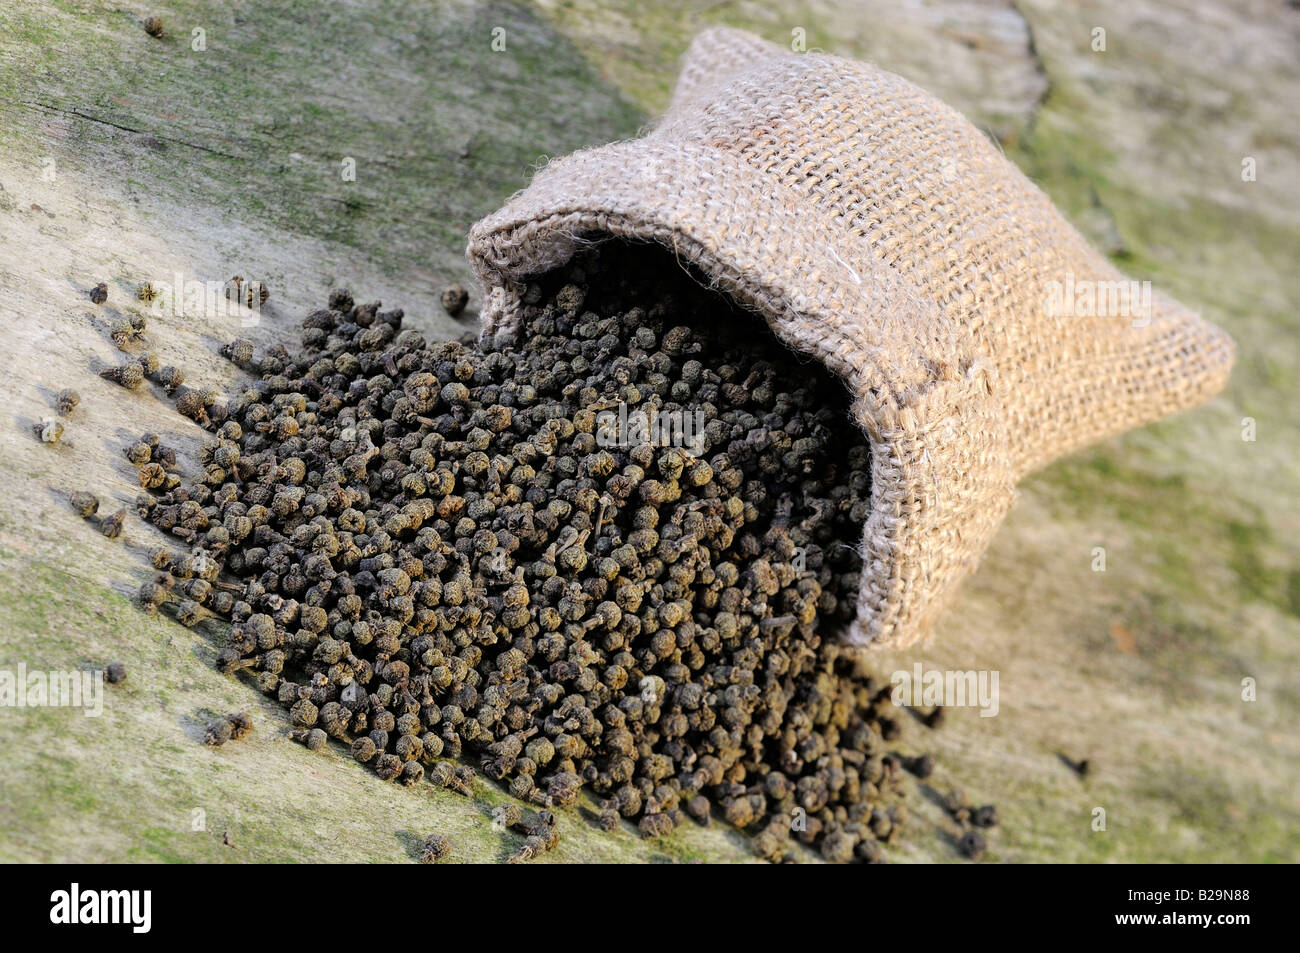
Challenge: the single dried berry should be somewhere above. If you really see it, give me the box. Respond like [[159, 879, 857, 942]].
[[138, 581, 169, 612], [89, 282, 108, 304], [291, 727, 329, 751], [175, 387, 210, 423], [219, 338, 256, 369], [228, 711, 254, 740], [100, 361, 145, 390], [203, 718, 233, 746], [97, 508, 127, 539], [904, 754, 934, 779], [507, 834, 552, 864], [440, 284, 469, 318], [138, 463, 167, 489], [419, 833, 451, 863], [104, 662, 127, 684], [56, 388, 80, 416], [69, 491, 99, 517], [151, 365, 185, 393], [126, 442, 152, 465], [351, 736, 377, 763], [958, 831, 986, 861], [143, 16, 164, 38], [971, 804, 999, 828], [34, 417, 63, 444]]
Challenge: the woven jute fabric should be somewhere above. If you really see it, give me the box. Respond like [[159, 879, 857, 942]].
[[467, 28, 1235, 649]]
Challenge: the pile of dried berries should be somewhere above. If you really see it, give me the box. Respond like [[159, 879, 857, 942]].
[[135, 241, 924, 862]]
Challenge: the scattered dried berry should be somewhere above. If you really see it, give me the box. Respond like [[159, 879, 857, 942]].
[[34, 417, 63, 444], [903, 754, 934, 779], [971, 804, 999, 828], [56, 388, 80, 416], [440, 284, 469, 318], [958, 830, 986, 860], [419, 833, 451, 863], [126, 442, 152, 466], [292, 727, 329, 751], [229, 711, 254, 740], [218, 338, 255, 369], [203, 717, 233, 746], [152, 365, 185, 393], [69, 491, 99, 517], [204, 711, 253, 745], [97, 508, 127, 539], [100, 360, 145, 390]]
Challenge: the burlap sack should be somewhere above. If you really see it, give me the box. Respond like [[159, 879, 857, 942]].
[[466, 28, 1235, 649]]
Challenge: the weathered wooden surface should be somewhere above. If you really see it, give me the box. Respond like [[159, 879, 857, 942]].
[[0, 0, 1296, 862]]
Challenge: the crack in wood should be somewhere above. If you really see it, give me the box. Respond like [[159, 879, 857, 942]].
[[15, 100, 245, 161]]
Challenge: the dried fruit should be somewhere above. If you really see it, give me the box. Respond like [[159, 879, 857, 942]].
[[89, 282, 108, 304], [56, 388, 80, 416], [971, 804, 999, 828], [204, 711, 253, 745], [126, 442, 152, 466], [292, 727, 329, 751], [958, 830, 986, 860], [133, 241, 946, 863], [100, 360, 145, 390], [229, 711, 254, 740], [904, 754, 934, 779], [203, 718, 233, 746], [219, 339, 255, 369], [440, 284, 469, 318], [152, 365, 185, 393], [97, 508, 127, 539], [69, 491, 99, 517], [34, 417, 63, 444], [419, 833, 451, 863]]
